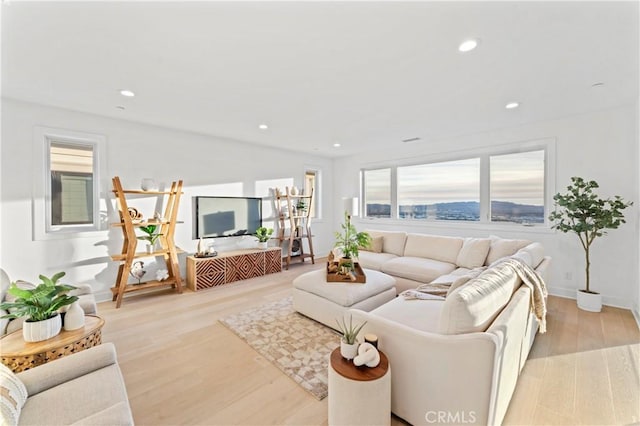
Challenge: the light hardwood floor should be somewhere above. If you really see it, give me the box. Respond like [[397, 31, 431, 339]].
[[98, 262, 640, 425]]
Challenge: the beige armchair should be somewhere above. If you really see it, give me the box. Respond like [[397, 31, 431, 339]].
[[7, 343, 134, 425]]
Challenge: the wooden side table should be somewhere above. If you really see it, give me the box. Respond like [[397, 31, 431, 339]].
[[0, 315, 105, 373], [328, 347, 391, 426]]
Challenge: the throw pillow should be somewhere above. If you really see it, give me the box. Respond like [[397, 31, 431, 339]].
[[456, 238, 491, 269], [485, 236, 530, 265], [360, 236, 383, 253], [0, 364, 27, 426]]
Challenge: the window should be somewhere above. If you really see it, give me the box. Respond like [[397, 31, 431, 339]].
[[490, 150, 545, 224], [360, 142, 552, 226], [33, 126, 105, 239], [304, 169, 320, 218], [50, 143, 94, 225], [363, 168, 391, 218], [397, 158, 480, 221]]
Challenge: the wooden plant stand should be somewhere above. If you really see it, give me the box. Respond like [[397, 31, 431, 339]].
[[110, 176, 184, 308]]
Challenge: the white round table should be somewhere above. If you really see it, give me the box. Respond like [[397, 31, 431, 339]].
[[328, 347, 391, 426]]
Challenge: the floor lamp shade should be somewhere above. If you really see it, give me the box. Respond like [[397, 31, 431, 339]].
[[343, 197, 359, 217]]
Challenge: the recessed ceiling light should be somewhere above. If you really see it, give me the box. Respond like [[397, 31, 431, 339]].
[[402, 137, 421, 143], [458, 39, 479, 53], [505, 102, 520, 109], [333, 143, 341, 148], [591, 82, 604, 87], [116, 105, 125, 110], [120, 89, 135, 97], [258, 124, 269, 130]]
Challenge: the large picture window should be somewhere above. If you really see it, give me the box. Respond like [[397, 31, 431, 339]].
[[361, 143, 551, 226], [397, 158, 480, 221]]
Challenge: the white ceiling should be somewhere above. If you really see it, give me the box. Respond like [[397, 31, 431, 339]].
[[2, 1, 638, 157]]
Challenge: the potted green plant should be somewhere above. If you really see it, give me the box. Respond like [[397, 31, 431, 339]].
[[254, 226, 274, 250], [296, 199, 307, 213], [138, 224, 162, 253], [549, 177, 632, 312], [334, 211, 371, 272], [0, 272, 78, 342], [336, 315, 367, 360]]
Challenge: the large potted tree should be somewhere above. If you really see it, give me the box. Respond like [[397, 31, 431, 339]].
[[0, 272, 78, 341], [549, 177, 633, 312]]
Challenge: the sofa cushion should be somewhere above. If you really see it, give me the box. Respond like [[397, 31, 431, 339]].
[[456, 238, 491, 268], [404, 234, 464, 264], [366, 230, 407, 256], [357, 251, 398, 271], [438, 262, 522, 334], [381, 257, 456, 284], [516, 242, 545, 269], [360, 236, 383, 253], [370, 295, 443, 333], [485, 236, 531, 265], [0, 363, 28, 426]]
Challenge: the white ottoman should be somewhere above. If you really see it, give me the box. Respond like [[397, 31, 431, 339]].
[[293, 268, 396, 330], [328, 347, 391, 426]]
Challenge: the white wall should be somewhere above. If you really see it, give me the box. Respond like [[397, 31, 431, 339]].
[[1, 99, 334, 301], [333, 104, 639, 309]]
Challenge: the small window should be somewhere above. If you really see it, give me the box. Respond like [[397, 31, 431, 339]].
[[50, 143, 94, 226], [363, 168, 391, 218], [304, 170, 320, 218], [490, 150, 545, 224], [33, 126, 105, 239]]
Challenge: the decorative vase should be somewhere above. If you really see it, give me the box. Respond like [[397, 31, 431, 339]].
[[577, 289, 602, 312], [290, 186, 298, 196], [257, 241, 268, 250], [197, 237, 205, 255], [23, 313, 62, 342], [340, 340, 359, 360], [141, 178, 157, 191], [146, 243, 153, 254], [64, 301, 85, 331]]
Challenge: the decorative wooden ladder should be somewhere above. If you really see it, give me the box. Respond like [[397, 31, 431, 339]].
[[274, 186, 315, 269]]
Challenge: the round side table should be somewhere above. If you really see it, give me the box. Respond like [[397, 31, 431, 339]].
[[328, 347, 391, 426], [0, 315, 104, 373]]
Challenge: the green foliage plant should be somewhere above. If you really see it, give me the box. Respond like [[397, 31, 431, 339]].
[[138, 225, 162, 245], [296, 200, 307, 211], [0, 272, 78, 322], [255, 226, 274, 243], [548, 177, 633, 293], [335, 315, 367, 345], [334, 211, 371, 260]]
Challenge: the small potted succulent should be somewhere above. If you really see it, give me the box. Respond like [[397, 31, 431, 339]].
[[549, 177, 633, 312], [254, 226, 274, 250], [0, 272, 78, 342], [137, 224, 162, 253], [336, 315, 367, 360]]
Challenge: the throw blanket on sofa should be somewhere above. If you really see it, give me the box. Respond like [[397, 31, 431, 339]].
[[494, 258, 548, 333]]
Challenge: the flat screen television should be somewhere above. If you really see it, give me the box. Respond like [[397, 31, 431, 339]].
[[194, 196, 262, 239]]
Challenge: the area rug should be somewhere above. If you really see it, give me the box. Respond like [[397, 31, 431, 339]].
[[219, 296, 339, 400]]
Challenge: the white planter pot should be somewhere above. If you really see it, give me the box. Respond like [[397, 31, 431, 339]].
[[577, 289, 602, 312], [257, 241, 268, 250], [340, 341, 359, 360], [23, 313, 62, 342]]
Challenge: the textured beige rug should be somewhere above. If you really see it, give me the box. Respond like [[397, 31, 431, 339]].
[[219, 296, 339, 400]]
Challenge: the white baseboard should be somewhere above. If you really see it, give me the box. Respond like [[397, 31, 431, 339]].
[[632, 307, 640, 331], [547, 286, 631, 310], [95, 290, 113, 304]]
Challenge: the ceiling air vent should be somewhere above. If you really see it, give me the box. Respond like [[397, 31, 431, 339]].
[[402, 137, 421, 143]]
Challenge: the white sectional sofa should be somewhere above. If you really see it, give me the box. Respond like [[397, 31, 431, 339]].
[[352, 231, 551, 426]]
